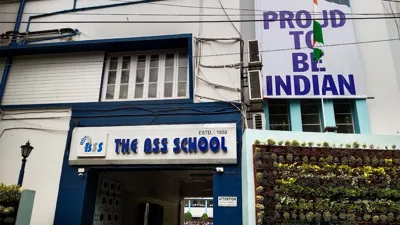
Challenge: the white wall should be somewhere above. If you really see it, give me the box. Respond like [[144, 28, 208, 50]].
[[350, 0, 400, 135], [3, 52, 104, 105], [11, 0, 241, 103], [0, 2, 18, 46], [0, 109, 71, 225]]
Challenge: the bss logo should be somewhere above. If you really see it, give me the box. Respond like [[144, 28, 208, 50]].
[[80, 136, 104, 153]]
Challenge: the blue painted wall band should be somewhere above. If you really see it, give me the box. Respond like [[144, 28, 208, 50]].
[[289, 99, 302, 131], [352, 99, 371, 134]]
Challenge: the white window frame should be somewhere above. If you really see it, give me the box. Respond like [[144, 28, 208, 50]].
[[101, 49, 190, 102]]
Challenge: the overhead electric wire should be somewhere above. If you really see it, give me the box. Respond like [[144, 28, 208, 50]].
[[0, 11, 399, 16], [1, 37, 399, 66], [1, 15, 400, 23]]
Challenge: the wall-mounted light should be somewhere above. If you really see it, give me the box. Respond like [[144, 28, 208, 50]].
[[215, 167, 224, 173]]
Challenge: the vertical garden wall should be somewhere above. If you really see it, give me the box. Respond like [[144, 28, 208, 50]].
[[253, 140, 400, 224]]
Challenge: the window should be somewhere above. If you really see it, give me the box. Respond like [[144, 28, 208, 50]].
[[301, 99, 322, 132], [268, 99, 290, 131], [185, 200, 189, 207], [333, 99, 354, 133], [207, 200, 213, 207], [102, 52, 189, 101]]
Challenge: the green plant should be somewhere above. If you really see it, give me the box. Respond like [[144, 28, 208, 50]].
[[326, 155, 333, 163], [315, 212, 322, 222], [372, 215, 379, 224], [299, 213, 306, 222], [254, 148, 262, 159], [349, 156, 356, 165], [256, 186, 264, 194], [316, 143, 322, 147], [275, 203, 282, 211], [301, 142, 306, 147], [307, 142, 314, 147], [356, 157, 363, 165], [267, 139, 276, 146], [339, 213, 347, 221], [256, 172, 263, 183], [362, 143, 367, 149], [339, 144, 344, 148], [319, 157, 325, 163], [283, 212, 290, 220], [353, 141, 360, 149], [341, 157, 349, 164], [345, 143, 351, 149], [302, 156, 308, 163], [388, 213, 395, 222], [254, 139, 261, 145], [371, 157, 378, 165], [278, 155, 285, 163], [332, 214, 338, 221], [184, 212, 193, 221], [287, 154, 293, 162], [364, 156, 371, 164], [323, 211, 331, 222], [256, 204, 264, 210], [369, 144, 374, 149], [347, 213, 356, 222], [278, 140, 284, 146], [332, 144, 336, 148], [322, 141, 330, 148], [271, 153, 278, 162], [291, 140, 300, 147], [310, 156, 317, 162], [392, 145, 397, 150], [363, 214, 371, 222], [200, 213, 209, 222], [256, 195, 264, 204], [306, 212, 314, 222], [380, 214, 387, 223], [284, 140, 291, 146]]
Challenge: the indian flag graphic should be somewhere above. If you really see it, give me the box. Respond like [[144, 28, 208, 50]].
[[313, 0, 324, 62], [326, 0, 350, 7]]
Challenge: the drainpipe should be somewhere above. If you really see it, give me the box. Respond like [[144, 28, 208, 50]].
[[0, 0, 26, 104], [73, 0, 77, 9]]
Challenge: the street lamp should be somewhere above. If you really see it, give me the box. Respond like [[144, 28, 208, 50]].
[[18, 141, 34, 186]]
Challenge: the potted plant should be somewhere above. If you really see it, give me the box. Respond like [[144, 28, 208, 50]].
[[277, 140, 284, 146], [363, 214, 371, 223], [267, 139, 276, 146], [306, 212, 314, 223], [256, 196, 264, 204], [323, 211, 331, 222], [315, 212, 322, 223], [291, 211, 297, 220], [380, 214, 387, 223], [372, 215, 379, 224], [388, 213, 395, 222], [299, 213, 306, 222], [283, 212, 290, 221]]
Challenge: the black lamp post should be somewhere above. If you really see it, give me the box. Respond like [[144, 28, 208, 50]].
[[18, 141, 34, 186]]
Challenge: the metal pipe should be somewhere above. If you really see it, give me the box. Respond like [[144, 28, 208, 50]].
[[25, 0, 163, 33], [18, 158, 27, 186], [0, 58, 12, 104], [73, 0, 77, 9], [26, 29, 79, 43], [11, 0, 26, 45]]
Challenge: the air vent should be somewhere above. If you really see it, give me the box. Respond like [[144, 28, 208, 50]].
[[252, 113, 266, 130], [248, 70, 263, 111], [248, 40, 262, 71]]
